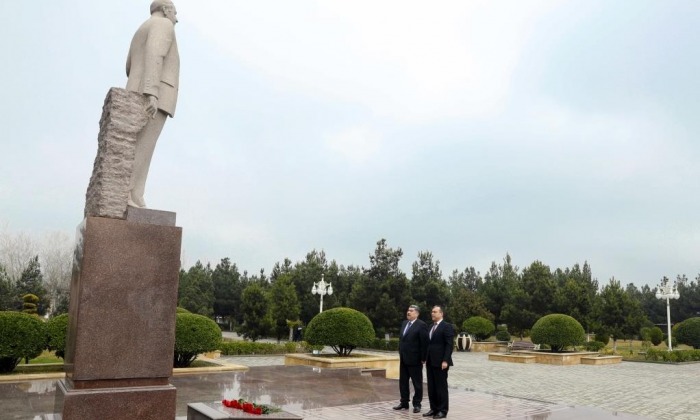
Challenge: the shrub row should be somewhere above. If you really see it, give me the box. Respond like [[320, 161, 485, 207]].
[[219, 340, 305, 355], [644, 348, 700, 363], [362, 338, 400, 351]]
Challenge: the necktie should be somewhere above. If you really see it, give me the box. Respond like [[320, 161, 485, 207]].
[[430, 323, 437, 339], [403, 321, 412, 336]]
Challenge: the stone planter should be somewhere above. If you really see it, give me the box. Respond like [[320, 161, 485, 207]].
[[470, 341, 508, 353], [284, 353, 400, 379]]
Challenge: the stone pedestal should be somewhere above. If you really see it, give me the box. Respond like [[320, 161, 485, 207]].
[[55, 213, 182, 420]]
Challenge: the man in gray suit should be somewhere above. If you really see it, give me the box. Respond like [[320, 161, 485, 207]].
[[125, 0, 180, 208]]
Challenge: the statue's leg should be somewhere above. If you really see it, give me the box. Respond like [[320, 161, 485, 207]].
[[129, 111, 167, 207]]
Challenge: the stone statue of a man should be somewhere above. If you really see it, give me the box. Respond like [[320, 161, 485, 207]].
[[125, 0, 180, 208]]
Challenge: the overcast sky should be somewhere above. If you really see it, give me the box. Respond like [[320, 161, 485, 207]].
[[1, 1, 698, 288]]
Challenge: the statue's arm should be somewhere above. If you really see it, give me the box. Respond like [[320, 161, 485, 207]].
[[142, 20, 175, 106]]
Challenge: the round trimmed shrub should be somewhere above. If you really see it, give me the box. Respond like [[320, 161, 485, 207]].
[[174, 313, 222, 367], [0, 311, 48, 372], [46, 313, 69, 359], [495, 329, 511, 342], [648, 326, 664, 346], [304, 307, 374, 356], [176, 307, 191, 313], [676, 317, 700, 349], [530, 314, 585, 352], [583, 341, 606, 352], [594, 330, 610, 346], [462, 316, 495, 341]]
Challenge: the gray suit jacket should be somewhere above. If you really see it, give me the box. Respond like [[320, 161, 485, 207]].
[[126, 15, 180, 117]]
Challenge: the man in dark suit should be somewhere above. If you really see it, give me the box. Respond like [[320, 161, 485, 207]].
[[423, 305, 454, 419], [393, 305, 428, 413]]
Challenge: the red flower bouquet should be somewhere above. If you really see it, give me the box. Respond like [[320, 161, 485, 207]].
[[221, 398, 279, 415]]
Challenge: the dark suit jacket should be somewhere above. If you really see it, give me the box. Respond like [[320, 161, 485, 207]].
[[426, 321, 454, 368], [399, 319, 428, 366]]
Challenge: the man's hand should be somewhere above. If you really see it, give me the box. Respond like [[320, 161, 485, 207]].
[[441, 361, 448, 370], [145, 95, 159, 118]]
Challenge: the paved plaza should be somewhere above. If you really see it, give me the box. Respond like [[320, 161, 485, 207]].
[[0, 351, 697, 419]]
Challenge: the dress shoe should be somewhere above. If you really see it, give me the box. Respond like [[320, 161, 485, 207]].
[[413, 406, 421, 413], [422, 410, 436, 417], [393, 404, 409, 410], [433, 411, 447, 419]]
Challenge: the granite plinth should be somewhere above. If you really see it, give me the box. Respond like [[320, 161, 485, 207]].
[[580, 355, 623, 365], [127, 205, 176, 226], [58, 213, 182, 419], [57, 379, 176, 420], [64, 216, 182, 381]]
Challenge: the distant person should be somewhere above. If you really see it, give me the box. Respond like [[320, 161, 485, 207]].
[[125, 0, 180, 208], [393, 305, 428, 413], [423, 305, 454, 419]]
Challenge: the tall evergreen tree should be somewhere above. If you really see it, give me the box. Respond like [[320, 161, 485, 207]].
[[349, 239, 411, 336], [177, 261, 215, 316], [16, 256, 49, 315], [212, 258, 242, 329], [239, 283, 272, 341], [268, 274, 300, 342], [410, 251, 450, 322], [448, 267, 492, 326]]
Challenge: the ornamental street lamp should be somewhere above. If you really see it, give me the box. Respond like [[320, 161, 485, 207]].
[[655, 277, 680, 352], [311, 274, 333, 313]]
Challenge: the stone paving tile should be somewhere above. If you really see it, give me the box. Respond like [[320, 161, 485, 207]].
[[221, 351, 699, 420]]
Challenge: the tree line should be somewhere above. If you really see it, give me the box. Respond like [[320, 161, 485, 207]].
[[2, 228, 699, 345], [176, 239, 700, 343]]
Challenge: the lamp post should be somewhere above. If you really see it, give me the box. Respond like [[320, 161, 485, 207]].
[[655, 277, 680, 352], [311, 274, 333, 313]]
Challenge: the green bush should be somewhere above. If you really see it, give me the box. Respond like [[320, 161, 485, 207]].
[[645, 348, 700, 362], [365, 338, 400, 351], [0, 311, 48, 372], [46, 314, 69, 359], [594, 330, 610, 346], [176, 307, 191, 313], [462, 316, 495, 341], [174, 313, 222, 367], [530, 314, 585, 352], [583, 341, 606, 352], [495, 330, 511, 342], [219, 341, 299, 355], [676, 317, 700, 349], [304, 307, 374, 356], [648, 326, 664, 346]]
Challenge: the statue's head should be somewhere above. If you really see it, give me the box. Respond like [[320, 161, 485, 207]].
[[150, 0, 178, 25]]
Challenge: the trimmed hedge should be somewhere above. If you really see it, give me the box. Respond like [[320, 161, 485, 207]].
[[219, 340, 307, 355], [304, 307, 374, 356], [365, 338, 400, 351], [174, 313, 222, 367], [46, 313, 69, 359], [583, 341, 606, 352], [676, 317, 700, 349], [462, 316, 495, 341], [530, 314, 585, 352], [645, 348, 700, 362], [0, 311, 48, 373]]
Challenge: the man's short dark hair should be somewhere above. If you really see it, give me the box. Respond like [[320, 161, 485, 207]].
[[408, 305, 420, 313]]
